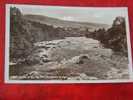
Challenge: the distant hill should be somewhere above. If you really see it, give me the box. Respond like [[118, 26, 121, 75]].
[[24, 14, 110, 31]]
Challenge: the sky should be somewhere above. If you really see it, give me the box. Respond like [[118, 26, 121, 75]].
[[8, 4, 128, 25]]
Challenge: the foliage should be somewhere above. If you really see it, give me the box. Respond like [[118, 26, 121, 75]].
[[10, 7, 33, 61], [88, 17, 127, 56]]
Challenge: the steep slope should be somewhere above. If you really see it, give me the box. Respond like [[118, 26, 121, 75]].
[[10, 7, 33, 61]]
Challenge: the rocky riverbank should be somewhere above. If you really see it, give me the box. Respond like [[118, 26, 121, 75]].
[[9, 37, 129, 80]]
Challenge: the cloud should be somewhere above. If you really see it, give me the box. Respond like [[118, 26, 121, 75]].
[[61, 16, 75, 21], [93, 14, 103, 18]]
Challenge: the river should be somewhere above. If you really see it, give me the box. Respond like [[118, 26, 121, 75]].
[[9, 37, 129, 80]]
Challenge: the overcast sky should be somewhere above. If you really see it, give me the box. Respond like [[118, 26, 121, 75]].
[[8, 4, 128, 25]]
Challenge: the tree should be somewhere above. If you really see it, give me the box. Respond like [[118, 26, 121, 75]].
[[10, 7, 33, 62], [88, 17, 127, 56]]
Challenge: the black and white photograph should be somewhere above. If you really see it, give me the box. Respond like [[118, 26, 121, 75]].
[[5, 4, 133, 83]]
